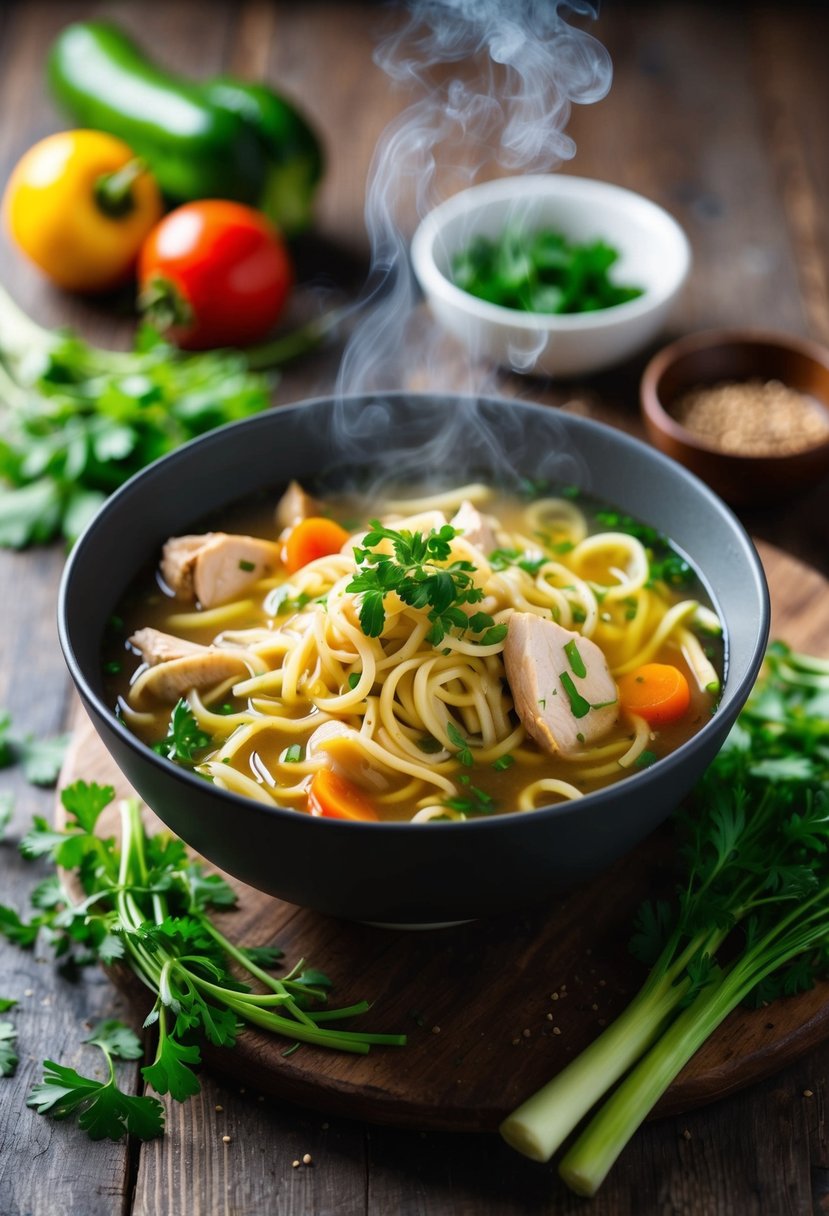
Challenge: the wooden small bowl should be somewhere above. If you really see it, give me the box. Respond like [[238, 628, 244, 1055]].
[[640, 329, 829, 506]]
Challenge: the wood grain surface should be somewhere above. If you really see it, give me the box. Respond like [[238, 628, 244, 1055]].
[[55, 541, 829, 1131], [2, 3, 829, 1214]]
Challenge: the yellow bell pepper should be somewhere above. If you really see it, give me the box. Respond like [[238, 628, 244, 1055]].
[[2, 129, 163, 293]]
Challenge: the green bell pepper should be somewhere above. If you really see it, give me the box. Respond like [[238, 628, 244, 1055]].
[[47, 21, 324, 234]]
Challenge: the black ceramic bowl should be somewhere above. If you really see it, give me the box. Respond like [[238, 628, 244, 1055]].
[[58, 394, 769, 925]]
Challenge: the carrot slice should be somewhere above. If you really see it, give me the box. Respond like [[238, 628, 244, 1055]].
[[283, 517, 350, 574], [308, 768, 380, 821], [617, 663, 691, 727]]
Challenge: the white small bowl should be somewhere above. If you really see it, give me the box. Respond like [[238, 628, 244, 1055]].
[[411, 174, 691, 378]]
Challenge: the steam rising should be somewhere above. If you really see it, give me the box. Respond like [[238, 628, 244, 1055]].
[[332, 0, 612, 491]]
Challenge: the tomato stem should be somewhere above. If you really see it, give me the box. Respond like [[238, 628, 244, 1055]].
[[137, 275, 193, 334]]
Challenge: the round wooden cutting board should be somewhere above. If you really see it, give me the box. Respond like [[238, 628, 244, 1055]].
[[56, 541, 829, 1132]]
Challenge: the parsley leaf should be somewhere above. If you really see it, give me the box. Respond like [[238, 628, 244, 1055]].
[[446, 722, 474, 767], [28, 1019, 162, 1140], [29, 1056, 165, 1141], [347, 521, 497, 648], [0, 1020, 18, 1076], [7, 782, 406, 1143], [0, 792, 13, 840], [0, 710, 13, 768], [0, 710, 70, 785], [153, 700, 212, 764]]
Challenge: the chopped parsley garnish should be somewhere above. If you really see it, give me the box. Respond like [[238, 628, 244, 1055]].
[[264, 585, 310, 617], [492, 754, 515, 771], [451, 226, 644, 315], [444, 784, 496, 816], [416, 736, 443, 754], [446, 722, 474, 767], [649, 552, 693, 590], [347, 672, 362, 690], [346, 521, 501, 647], [238, 559, 256, 572], [564, 639, 587, 679], [635, 750, 659, 769], [593, 510, 695, 591], [559, 672, 591, 719], [489, 548, 548, 575], [153, 699, 212, 764]]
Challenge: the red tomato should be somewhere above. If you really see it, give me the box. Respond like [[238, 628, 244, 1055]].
[[138, 200, 293, 350]]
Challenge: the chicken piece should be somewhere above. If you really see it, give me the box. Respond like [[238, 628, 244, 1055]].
[[128, 627, 207, 666], [503, 613, 619, 757], [305, 720, 389, 792], [191, 534, 281, 608], [450, 499, 498, 556], [160, 534, 214, 599], [275, 480, 320, 531], [129, 649, 250, 707], [159, 532, 281, 607]]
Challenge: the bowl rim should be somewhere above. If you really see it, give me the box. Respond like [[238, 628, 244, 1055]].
[[641, 326, 829, 463], [57, 390, 770, 838], [410, 173, 692, 333]]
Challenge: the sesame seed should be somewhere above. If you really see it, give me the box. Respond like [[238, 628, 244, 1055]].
[[552, 1026, 561, 1036], [591, 1003, 599, 1011], [522, 1028, 531, 1038], [222, 1135, 231, 1144], [545, 1012, 553, 1021], [292, 1160, 300, 1169], [215, 1104, 223, 1112], [302, 1153, 313, 1166], [431, 1025, 441, 1035], [672, 378, 829, 456], [682, 1129, 692, 1141], [804, 1089, 814, 1098], [550, 993, 559, 1001]]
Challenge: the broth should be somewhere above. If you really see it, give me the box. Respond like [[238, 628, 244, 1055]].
[[104, 483, 724, 822]]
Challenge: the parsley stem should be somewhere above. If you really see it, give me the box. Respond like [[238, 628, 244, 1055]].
[[198, 924, 319, 1028], [308, 1001, 373, 1022]]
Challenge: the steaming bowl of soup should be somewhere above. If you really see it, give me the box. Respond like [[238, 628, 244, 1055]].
[[58, 394, 768, 924]]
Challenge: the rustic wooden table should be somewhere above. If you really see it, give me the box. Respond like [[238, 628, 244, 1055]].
[[1, 3, 828, 1213]]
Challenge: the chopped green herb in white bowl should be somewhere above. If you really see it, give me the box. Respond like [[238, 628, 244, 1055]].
[[411, 175, 691, 378]]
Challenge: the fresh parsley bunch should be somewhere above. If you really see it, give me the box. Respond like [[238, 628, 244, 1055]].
[[501, 643, 829, 1195], [347, 520, 507, 647], [0, 781, 405, 1141], [0, 282, 339, 548]]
